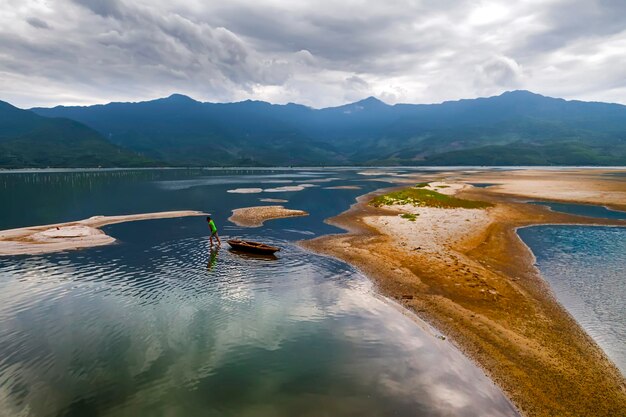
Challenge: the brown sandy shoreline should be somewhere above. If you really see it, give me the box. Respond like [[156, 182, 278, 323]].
[[302, 170, 626, 417]]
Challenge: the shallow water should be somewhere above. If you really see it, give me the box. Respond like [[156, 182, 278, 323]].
[[518, 225, 626, 374], [0, 169, 518, 416], [529, 201, 626, 220], [468, 182, 498, 188]]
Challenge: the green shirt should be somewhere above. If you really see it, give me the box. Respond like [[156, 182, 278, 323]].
[[209, 219, 217, 234]]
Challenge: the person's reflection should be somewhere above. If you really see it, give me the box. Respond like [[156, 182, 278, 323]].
[[207, 246, 219, 271]]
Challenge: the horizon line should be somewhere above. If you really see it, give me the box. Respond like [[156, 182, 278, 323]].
[[7, 89, 625, 111]]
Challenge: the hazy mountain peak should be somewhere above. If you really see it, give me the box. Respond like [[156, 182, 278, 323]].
[[331, 96, 388, 114], [354, 96, 387, 106], [0, 100, 17, 110], [498, 90, 545, 99], [164, 93, 196, 102]]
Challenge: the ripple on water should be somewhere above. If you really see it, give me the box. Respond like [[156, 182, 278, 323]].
[[518, 225, 626, 374], [0, 231, 518, 417]]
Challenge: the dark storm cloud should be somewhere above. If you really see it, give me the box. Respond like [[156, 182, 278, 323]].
[[70, 0, 287, 85], [71, 0, 124, 18], [26, 17, 50, 29], [1, 0, 625, 108], [203, 1, 459, 71]]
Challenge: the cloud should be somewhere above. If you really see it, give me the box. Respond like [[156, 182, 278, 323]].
[[0, 0, 625, 107], [475, 55, 523, 90], [72, 0, 124, 18], [26, 17, 50, 29]]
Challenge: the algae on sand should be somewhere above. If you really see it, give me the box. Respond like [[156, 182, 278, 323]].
[[371, 187, 492, 209]]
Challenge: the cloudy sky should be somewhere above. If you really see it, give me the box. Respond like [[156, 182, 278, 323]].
[[1, 0, 625, 108]]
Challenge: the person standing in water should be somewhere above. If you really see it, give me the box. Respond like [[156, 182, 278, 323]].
[[207, 216, 221, 247]]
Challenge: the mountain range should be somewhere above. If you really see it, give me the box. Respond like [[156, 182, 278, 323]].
[[1, 90, 625, 167], [0, 101, 153, 168]]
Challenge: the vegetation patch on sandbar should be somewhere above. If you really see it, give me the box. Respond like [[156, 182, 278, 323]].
[[371, 185, 493, 209]]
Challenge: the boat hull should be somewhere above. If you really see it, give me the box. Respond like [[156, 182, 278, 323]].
[[226, 239, 280, 255]]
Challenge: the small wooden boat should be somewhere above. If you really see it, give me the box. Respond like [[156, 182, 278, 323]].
[[227, 239, 280, 255]]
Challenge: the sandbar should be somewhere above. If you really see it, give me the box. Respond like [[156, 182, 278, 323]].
[[259, 198, 288, 203], [0, 211, 207, 256], [227, 188, 263, 194], [229, 205, 308, 227], [459, 169, 626, 210], [358, 170, 398, 176], [302, 171, 626, 417], [264, 185, 306, 192], [324, 185, 362, 190]]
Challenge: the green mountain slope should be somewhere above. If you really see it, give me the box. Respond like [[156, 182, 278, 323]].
[[0, 101, 155, 168], [416, 141, 626, 166], [22, 90, 626, 166], [32, 95, 344, 166]]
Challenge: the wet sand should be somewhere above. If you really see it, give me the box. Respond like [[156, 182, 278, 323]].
[[229, 205, 308, 227], [0, 211, 207, 255], [302, 170, 626, 417]]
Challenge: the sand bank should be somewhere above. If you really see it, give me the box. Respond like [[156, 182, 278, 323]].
[[458, 169, 626, 210], [227, 188, 263, 194], [259, 198, 288, 203], [324, 185, 362, 190], [0, 211, 206, 256], [303, 172, 626, 417], [229, 205, 308, 227]]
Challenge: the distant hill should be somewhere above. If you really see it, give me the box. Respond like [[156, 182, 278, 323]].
[[32, 94, 343, 166], [0, 101, 155, 168], [18, 90, 626, 166]]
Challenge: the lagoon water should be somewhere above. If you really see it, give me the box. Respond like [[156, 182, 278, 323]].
[[0, 169, 518, 417], [518, 225, 626, 374], [529, 201, 626, 220]]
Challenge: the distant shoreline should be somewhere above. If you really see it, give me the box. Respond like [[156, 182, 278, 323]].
[[301, 169, 626, 417], [1, 165, 626, 173]]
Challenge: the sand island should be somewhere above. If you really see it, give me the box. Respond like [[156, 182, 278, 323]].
[[229, 205, 309, 227], [324, 185, 362, 190], [303, 169, 626, 417], [0, 211, 206, 256]]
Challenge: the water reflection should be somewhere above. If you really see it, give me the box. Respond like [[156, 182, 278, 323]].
[[207, 246, 220, 271], [518, 225, 626, 374], [0, 235, 517, 417], [0, 168, 518, 416]]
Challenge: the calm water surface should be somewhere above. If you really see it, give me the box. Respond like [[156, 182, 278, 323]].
[[529, 201, 626, 220], [468, 182, 499, 188], [518, 225, 626, 374], [0, 169, 517, 416]]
